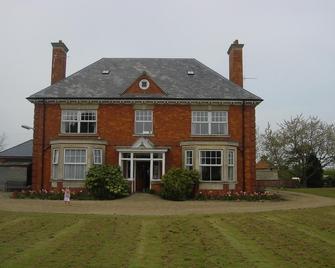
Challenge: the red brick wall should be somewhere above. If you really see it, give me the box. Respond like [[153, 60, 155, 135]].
[[32, 103, 256, 192], [51, 47, 67, 85]]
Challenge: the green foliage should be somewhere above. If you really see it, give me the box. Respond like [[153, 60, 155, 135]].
[[160, 168, 200, 201], [323, 169, 335, 186], [258, 115, 335, 182], [306, 153, 323, 188], [85, 165, 129, 199]]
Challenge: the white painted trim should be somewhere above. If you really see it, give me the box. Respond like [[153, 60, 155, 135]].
[[30, 99, 261, 106], [117, 148, 168, 153], [162, 153, 165, 176]]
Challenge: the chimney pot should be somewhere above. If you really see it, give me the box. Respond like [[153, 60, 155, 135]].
[[51, 40, 69, 84]]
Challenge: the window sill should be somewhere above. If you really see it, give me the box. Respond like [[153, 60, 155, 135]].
[[133, 134, 154, 137], [199, 180, 237, 184], [58, 133, 99, 137], [62, 179, 86, 181], [191, 135, 230, 138]]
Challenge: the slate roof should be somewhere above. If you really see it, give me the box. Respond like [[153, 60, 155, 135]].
[[28, 58, 262, 101], [0, 140, 33, 158]]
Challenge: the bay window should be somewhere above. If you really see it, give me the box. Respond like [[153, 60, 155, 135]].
[[228, 150, 235, 181], [93, 149, 102, 165], [185, 150, 193, 170], [52, 149, 59, 179], [199, 151, 223, 181], [64, 149, 87, 180]]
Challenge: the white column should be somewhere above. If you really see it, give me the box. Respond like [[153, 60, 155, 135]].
[[150, 153, 153, 189], [130, 153, 134, 193], [118, 152, 122, 167], [162, 152, 166, 176]]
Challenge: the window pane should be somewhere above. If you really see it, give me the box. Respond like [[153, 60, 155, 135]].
[[201, 166, 210, 181], [122, 160, 131, 179], [153, 161, 162, 180], [228, 167, 234, 181], [211, 166, 221, 181], [93, 149, 102, 164], [80, 122, 89, 133]]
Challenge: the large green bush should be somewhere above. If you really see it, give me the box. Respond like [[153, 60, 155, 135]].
[[160, 168, 200, 201], [85, 165, 129, 199]]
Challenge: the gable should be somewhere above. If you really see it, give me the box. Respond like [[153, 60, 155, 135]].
[[121, 73, 166, 97]]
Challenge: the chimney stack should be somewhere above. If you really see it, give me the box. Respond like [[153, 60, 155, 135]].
[[51, 40, 69, 85], [227, 39, 244, 87]]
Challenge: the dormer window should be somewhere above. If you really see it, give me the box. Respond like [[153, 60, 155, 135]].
[[139, 79, 150, 90]]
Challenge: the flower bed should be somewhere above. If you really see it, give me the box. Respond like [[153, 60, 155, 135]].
[[12, 189, 95, 200], [195, 191, 282, 201]]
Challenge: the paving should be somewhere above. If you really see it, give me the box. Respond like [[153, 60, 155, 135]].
[[0, 191, 334, 216]]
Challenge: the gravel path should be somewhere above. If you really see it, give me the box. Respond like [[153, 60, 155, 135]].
[[0, 191, 334, 216]]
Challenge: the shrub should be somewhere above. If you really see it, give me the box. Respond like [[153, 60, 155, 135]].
[[85, 165, 129, 199], [160, 168, 200, 201]]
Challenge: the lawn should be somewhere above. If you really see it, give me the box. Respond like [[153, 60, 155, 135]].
[[286, 187, 335, 198], [0, 207, 334, 268]]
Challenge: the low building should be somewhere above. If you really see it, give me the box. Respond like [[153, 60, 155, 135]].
[[255, 159, 280, 190], [0, 140, 33, 191]]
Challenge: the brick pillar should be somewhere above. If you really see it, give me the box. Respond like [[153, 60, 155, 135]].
[[51, 40, 69, 85], [243, 105, 256, 192], [32, 104, 44, 191], [227, 40, 244, 88]]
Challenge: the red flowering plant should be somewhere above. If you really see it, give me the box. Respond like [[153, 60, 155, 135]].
[[12, 188, 94, 200], [195, 190, 281, 201]]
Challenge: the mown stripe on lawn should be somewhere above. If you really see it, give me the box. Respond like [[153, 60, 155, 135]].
[[208, 217, 285, 268], [224, 213, 335, 267], [128, 218, 164, 268], [1, 219, 89, 268], [0, 215, 80, 263], [159, 217, 208, 267], [85, 217, 143, 268], [265, 214, 335, 246]]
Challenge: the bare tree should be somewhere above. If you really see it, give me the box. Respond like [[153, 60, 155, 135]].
[[259, 115, 335, 182], [0, 133, 6, 151]]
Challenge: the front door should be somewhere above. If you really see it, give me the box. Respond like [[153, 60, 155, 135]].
[[135, 161, 150, 192]]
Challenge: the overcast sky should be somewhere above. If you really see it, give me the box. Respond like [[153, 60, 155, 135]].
[[0, 0, 334, 149]]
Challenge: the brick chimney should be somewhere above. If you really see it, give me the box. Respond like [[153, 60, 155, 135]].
[[51, 40, 69, 85], [227, 39, 244, 87]]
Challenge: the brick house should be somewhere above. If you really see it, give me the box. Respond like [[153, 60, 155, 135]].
[[27, 40, 262, 193]]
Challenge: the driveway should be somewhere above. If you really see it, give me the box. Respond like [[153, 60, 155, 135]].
[[0, 191, 334, 216]]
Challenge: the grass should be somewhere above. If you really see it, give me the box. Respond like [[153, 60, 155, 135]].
[[0, 207, 334, 268], [286, 187, 335, 198]]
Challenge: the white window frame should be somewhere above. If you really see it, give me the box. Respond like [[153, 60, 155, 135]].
[[61, 110, 97, 134], [52, 149, 59, 179], [228, 150, 235, 181], [139, 79, 150, 90], [135, 110, 153, 135], [199, 150, 223, 181], [93, 149, 103, 165], [185, 150, 193, 170], [192, 111, 228, 135], [63, 149, 87, 180]]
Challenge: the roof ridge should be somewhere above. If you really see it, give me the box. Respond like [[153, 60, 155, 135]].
[[0, 139, 32, 154]]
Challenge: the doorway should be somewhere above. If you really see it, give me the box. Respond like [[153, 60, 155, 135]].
[[135, 161, 150, 192]]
